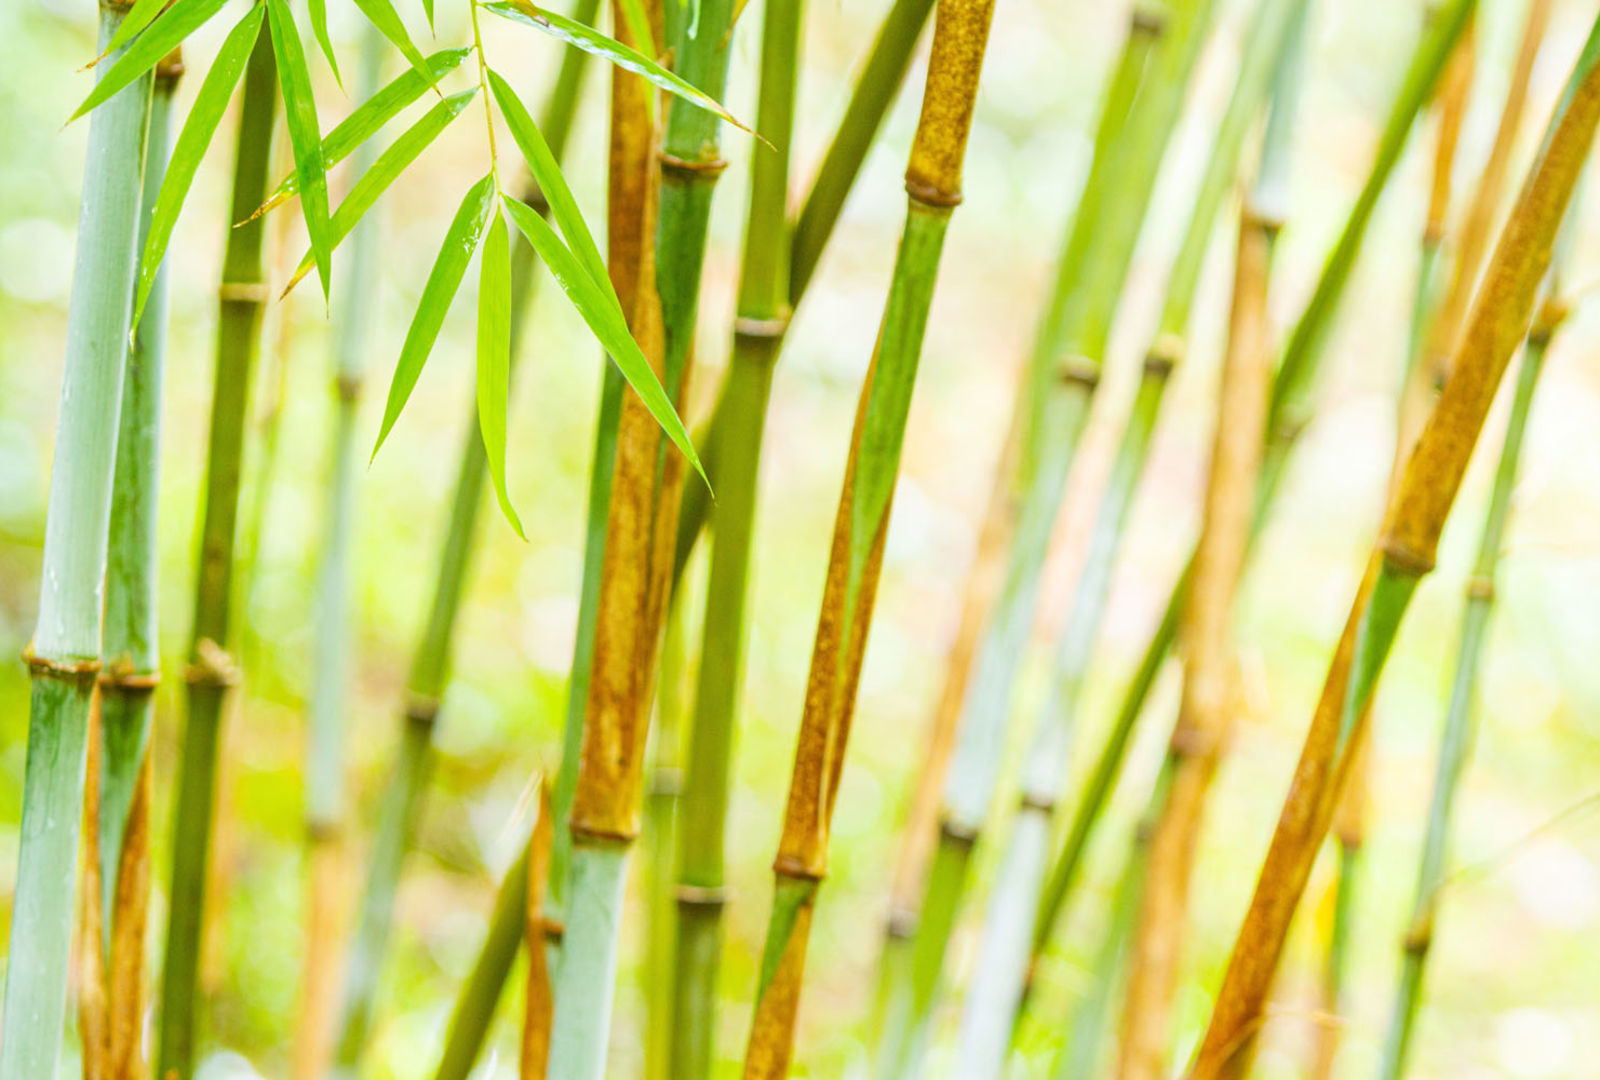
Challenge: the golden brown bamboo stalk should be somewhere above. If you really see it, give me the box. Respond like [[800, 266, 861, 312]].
[[1184, 22, 1600, 1075], [79, 695, 109, 1080], [110, 750, 152, 1080], [1116, 201, 1278, 1080], [1425, 0, 1554, 384], [521, 783, 554, 1080], [884, 420, 1021, 936], [293, 832, 348, 1080]]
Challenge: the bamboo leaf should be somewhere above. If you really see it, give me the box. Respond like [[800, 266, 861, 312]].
[[70, 0, 230, 122], [476, 210, 523, 537], [485, 68, 612, 298], [132, 5, 266, 329], [93, 0, 171, 67], [423, 0, 435, 34], [309, 0, 343, 86], [374, 173, 498, 459], [282, 89, 477, 297], [255, 48, 471, 221], [502, 195, 705, 486], [485, 0, 754, 134], [351, 0, 438, 88], [269, 0, 335, 302]]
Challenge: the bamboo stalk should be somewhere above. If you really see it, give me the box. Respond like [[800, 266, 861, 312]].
[[544, 0, 704, 1071], [156, 24, 277, 1078], [331, 6, 597, 1067], [948, 5, 1306, 1072], [1310, 23, 1478, 1073], [521, 783, 556, 1079], [294, 22, 387, 1080], [1116, 182, 1279, 1080], [1026, 0, 1479, 987], [1183, 17, 1600, 1075], [4, 5, 151, 1073], [1376, 191, 1580, 1080], [882, 4, 1219, 1073], [667, 1, 803, 1076], [740, 2, 996, 1075]]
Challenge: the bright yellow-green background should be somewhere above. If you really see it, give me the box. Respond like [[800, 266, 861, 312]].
[[3, 0, 1600, 1076]]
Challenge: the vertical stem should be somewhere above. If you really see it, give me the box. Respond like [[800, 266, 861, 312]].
[[743, 1, 997, 1075], [332, 4, 598, 1067], [157, 24, 278, 1080], [668, 0, 802, 1076]]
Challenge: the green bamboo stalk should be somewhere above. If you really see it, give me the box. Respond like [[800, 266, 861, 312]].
[[296, 22, 386, 1080], [882, 4, 1219, 1074], [1026, 0, 1479, 987], [157, 23, 277, 1079], [330, 6, 597, 1067], [88, 47, 181, 1080], [668, 1, 803, 1076], [3, 5, 151, 1077], [1376, 205, 1580, 1080], [950, 5, 1304, 1072], [546, 0, 740, 1072], [673, 0, 936, 581], [741, 3, 996, 1075], [1185, 15, 1600, 1073]]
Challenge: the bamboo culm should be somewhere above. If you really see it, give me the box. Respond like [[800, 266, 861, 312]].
[[3, 5, 151, 1078], [884, 4, 1219, 1074], [158, 24, 277, 1079], [951, 3, 1307, 1070], [1185, 13, 1600, 1074], [331, 6, 597, 1069], [669, 1, 803, 1077], [742, 1, 997, 1074], [1026, 0, 1479, 984]]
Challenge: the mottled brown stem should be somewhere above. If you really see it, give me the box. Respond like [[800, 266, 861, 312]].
[[521, 785, 554, 1080]]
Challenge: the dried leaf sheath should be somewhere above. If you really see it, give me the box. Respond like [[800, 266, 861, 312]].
[[1117, 204, 1276, 1080], [742, 1, 996, 1075], [1184, 17, 1600, 1076]]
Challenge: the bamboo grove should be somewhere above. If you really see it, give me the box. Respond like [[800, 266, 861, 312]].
[[5, 0, 1600, 1076]]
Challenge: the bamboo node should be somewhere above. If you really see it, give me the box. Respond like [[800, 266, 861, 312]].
[[772, 854, 826, 883], [659, 151, 729, 180], [885, 908, 918, 939], [1056, 355, 1100, 389], [99, 657, 159, 691], [540, 916, 565, 943], [1241, 203, 1285, 238], [1378, 537, 1436, 578], [20, 645, 99, 684], [1401, 916, 1434, 955], [219, 281, 271, 304], [1144, 337, 1182, 376], [674, 883, 730, 908], [1465, 574, 1495, 601], [1130, 5, 1167, 37], [335, 373, 362, 403], [1529, 296, 1571, 345], [568, 821, 636, 846], [306, 820, 341, 844], [938, 818, 979, 847], [1019, 790, 1056, 814], [904, 177, 962, 209], [185, 638, 240, 688], [1168, 721, 1221, 762], [733, 314, 792, 342], [157, 48, 185, 81], [518, 184, 551, 217], [649, 766, 684, 797], [404, 694, 441, 725]]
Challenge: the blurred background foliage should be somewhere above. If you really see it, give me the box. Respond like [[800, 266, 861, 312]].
[[3, 0, 1600, 1076]]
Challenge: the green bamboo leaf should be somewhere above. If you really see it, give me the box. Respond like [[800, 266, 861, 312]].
[[476, 211, 524, 537], [423, 0, 435, 33], [309, 0, 343, 86], [132, 5, 266, 329], [351, 0, 438, 88], [485, 0, 754, 134], [281, 89, 477, 296], [502, 195, 705, 486], [254, 46, 471, 219], [269, 0, 334, 302], [70, 0, 230, 122], [374, 173, 498, 459], [93, 0, 171, 68], [485, 68, 612, 299]]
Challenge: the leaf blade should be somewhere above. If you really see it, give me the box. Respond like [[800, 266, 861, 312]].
[[350, 0, 438, 88], [501, 195, 705, 486], [133, 5, 267, 328], [309, 0, 343, 86], [268, 0, 335, 301], [485, 0, 753, 134], [477, 210, 524, 537], [373, 173, 498, 459], [71, 0, 230, 122]]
